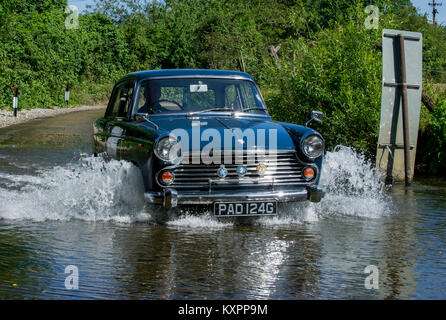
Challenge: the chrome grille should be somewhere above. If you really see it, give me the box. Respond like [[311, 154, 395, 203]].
[[165, 150, 309, 188]]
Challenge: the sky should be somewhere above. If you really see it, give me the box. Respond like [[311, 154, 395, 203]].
[[67, 0, 446, 25], [68, 0, 93, 12], [412, 0, 446, 25]]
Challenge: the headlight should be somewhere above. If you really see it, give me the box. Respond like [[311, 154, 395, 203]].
[[154, 136, 180, 162], [301, 135, 324, 159]]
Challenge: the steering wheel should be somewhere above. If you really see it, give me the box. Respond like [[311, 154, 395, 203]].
[[158, 99, 182, 110]]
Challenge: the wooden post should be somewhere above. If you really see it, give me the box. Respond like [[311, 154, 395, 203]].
[[239, 51, 246, 73], [13, 88, 18, 117], [65, 83, 70, 104]]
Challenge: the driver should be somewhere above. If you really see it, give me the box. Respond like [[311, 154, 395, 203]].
[[137, 85, 165, 114]]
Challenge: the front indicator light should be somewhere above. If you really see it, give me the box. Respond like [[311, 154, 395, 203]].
[[303, 167, 315, 181], [161, 171, 174, 185]]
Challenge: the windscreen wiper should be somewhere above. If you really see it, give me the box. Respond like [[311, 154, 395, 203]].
[[242, 107, 267, 112], [187, 108, 233, 116]]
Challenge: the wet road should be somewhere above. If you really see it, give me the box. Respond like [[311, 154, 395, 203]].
[[0, 109, 445, 299]]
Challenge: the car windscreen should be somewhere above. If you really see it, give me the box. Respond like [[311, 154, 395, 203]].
[[133, 78, 266, 115]]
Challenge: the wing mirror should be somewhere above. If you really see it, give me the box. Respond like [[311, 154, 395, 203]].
[[134, 112, 159, 130], [305, 110, 323, 127], [134, 112, 149, 123]]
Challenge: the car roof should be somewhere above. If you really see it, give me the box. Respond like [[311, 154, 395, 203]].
[[121, 69, 256, 82]]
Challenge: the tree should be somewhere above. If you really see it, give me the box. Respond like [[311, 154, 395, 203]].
[[0, 0, 67, 14]]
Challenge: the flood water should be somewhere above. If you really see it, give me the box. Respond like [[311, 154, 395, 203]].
[[0, 109, 445, 299]]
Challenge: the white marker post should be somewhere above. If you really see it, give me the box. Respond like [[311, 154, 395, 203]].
[[13, 88, 18, 117], [65, 83, 69, 104]]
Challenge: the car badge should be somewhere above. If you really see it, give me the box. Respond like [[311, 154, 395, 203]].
[[217, 166, 228, 178], [256, 163, 267, 175], [237, 165, 247, 176]]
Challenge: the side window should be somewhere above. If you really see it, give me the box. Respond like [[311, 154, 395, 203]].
[[134, 84, 153, 114], [106, 81, 135, 119], [137, 86, 147, 110]]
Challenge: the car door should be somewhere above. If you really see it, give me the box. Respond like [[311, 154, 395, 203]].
[[95, 80, 136, 160]]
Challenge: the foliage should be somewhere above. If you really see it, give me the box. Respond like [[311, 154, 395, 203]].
[[263, 10, 384, 157], [0, 0, 446, 173], [418, 83, 446, 174], [1, 0, 66, 14], [0, 1, 131, 109], [392, 4, 446, 82]]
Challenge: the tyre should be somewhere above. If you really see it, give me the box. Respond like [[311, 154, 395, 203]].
[[145, 204, 178, 224]]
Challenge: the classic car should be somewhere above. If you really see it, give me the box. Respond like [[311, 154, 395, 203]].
[[93, 69, 325, 218]]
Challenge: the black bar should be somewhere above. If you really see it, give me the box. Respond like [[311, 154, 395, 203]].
[[383, 33, 421, 41], [0, 300, 442, 317], [383, 82, 420, 89], [398, 35, 411, 186]]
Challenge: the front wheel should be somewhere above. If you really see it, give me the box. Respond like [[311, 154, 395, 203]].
[[233, 216, 257, 226], [145, 204, 178, 224]]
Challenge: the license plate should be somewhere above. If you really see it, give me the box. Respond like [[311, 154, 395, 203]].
[[214, 201, 277, 217]]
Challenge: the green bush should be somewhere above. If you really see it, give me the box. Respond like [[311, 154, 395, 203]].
[[262, 5, 384, 157], [0, 0, 445, 174], [0, 1, 130, 109], [418, 83, 446, 174]]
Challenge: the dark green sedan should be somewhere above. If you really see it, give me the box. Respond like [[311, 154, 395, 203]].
[[93, 69, 325, 218]]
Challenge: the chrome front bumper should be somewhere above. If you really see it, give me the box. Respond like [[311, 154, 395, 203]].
[[144, 186, 325, 208]]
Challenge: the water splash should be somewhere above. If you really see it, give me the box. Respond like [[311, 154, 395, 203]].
[[0, 146, 391, 224], [249, 146, 391, 226], [167, 212, 232, 229], [315, 145, 391, 219], [0, 154, 146, 222]]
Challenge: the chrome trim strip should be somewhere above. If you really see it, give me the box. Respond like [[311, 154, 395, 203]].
[[180, 149, 295, 156], [147, 112, 271, 118], [154, 149, 309, 188], [144, 187, 325, 207], [140, 75, 256, 81]]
